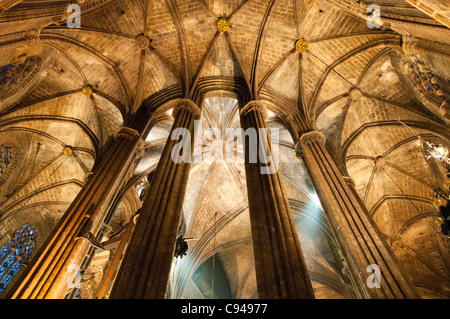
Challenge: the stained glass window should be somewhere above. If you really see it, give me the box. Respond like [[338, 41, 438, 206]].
[[0, 225, 36, 295], [0, 57, 40, 99], [0, 145, 12, 175], [0, 64, 13, 89]]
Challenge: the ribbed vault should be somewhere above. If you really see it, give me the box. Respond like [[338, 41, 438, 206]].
[[0, 0, 449, 299]]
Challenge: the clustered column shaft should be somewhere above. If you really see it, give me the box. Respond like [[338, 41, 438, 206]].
[[109, 99, 200, 299], [239, 100, 314, 299], [296, 130, 420, 299], [8, 127, 143, 299]]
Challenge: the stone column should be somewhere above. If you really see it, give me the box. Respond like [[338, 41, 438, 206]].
[[109, 99, 200, 299], [239, 100, 314, 299], [8, 126, 144, 299], [296, 130, 421, 299]]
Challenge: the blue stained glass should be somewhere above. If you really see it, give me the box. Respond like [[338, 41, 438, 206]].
[[0, 145, 11, 171], [1, 245, 9, 257], [0, 225, 36, 295], [0, 64, 12, 73]]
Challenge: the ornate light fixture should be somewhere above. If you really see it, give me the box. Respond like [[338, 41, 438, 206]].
[[431, 165, 450, 238], [425, 141, 450, 165], [174, 235, 188, 258], [423, 140, 450, 237], [433, 188, 450, 237]]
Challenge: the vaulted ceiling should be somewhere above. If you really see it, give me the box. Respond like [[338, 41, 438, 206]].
[[0, 0, 449, 299]]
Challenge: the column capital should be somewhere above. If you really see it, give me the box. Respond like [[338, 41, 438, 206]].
[[342, 175, 356, 188], [145, 107, 156, 119], [173, 99, 201, 119], [299, 131, 326, 146], [402, 36, 419, 55], [439, 100, 450, 120], [115, 126, 141, 141], [240, 100, 269, 121], [294, 140, 304, 160]]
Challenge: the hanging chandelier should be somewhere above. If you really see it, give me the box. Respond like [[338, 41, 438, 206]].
[[433, 190, 450, 237], [432, 166, 450, 238], [425, 141, 450, 165], [423, 140, 450, 238], [174, 235, 189, 258]]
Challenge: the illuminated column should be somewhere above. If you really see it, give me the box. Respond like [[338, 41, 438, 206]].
[[239, 100, 314, 299], [8, 126, 144, 299], [296, 130, 421, 299], [110, 99, 200, 299]]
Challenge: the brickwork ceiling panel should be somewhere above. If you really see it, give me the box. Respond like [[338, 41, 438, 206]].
[[372, 199, 431, 239], [177, 0, 218, 79], [341, 99, 433, 147], [47, 39, 129, 107], [80, 0, 146, 36], [256, 0, 298, 85], [198, 33, 244, 79], [264, 52, 299, 103], [300, 0, 369, 40], [141, 49, 181, 98], [357, 54, 421, 109], [145, 0, 184, 78], [225, 0, 268, 83], [206, 0, 243, 16]]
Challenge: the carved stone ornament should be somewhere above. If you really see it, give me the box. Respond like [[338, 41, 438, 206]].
[[295, 38, 309, 53], [349, 88, 363, 101], [299, 131, 326, 146], [216, 17, 230, 32], [172, 99, 201, 119], [24, 29, 41, 48], [294, 140, 304, 160], [136, 34, 151, 50], [240, 100, 269, 121], [134, 137, 146, 159], [63, 146, 73, 156], [439, 100, 449, 120], [82, 85, 93, 96], [115, 126, 141, 141], [401, 36, 419, 55]]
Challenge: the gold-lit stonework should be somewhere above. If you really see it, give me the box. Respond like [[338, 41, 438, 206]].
[[82, 85, 93, 96], [295, 38, 308, 53], [63, 146, 73, 156], [216, 18, 230, 32]]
